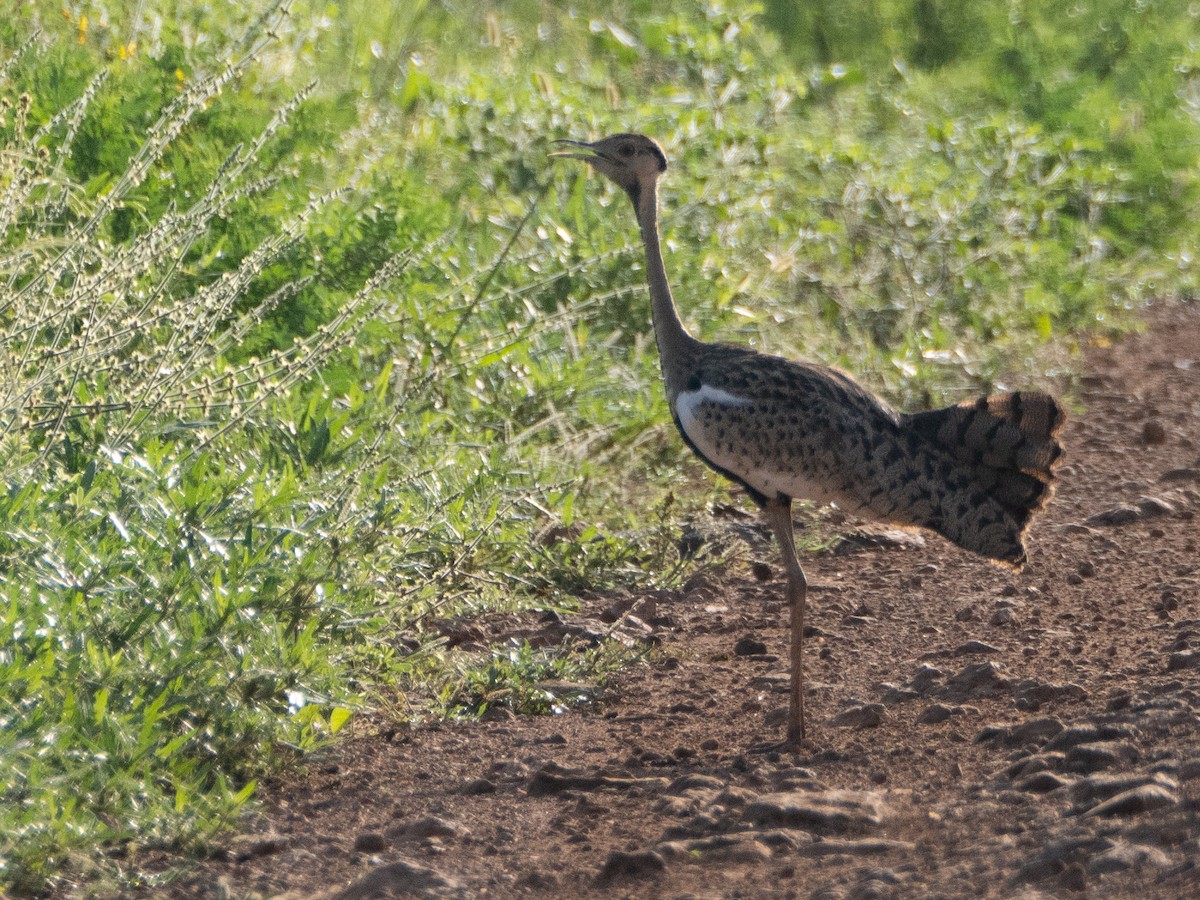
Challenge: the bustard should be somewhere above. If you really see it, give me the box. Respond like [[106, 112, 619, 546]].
[[551, 133, 1065, 745]]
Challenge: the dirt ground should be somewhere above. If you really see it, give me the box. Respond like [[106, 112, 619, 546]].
[[152, 304, 1198, 899]]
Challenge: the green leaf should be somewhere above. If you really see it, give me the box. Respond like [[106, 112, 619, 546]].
[[329, 707, 352, 733]]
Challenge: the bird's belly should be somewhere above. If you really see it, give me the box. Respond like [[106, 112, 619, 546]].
[[674, 386, 843, 506]]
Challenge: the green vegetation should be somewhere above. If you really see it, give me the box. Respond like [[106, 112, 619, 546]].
[[0, 0, 1196, 892]]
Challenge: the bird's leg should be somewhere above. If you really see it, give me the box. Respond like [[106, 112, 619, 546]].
[[764, 497, 808, 744]]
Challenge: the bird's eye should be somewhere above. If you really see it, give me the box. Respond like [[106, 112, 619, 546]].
[[619, 144, 634, 157]]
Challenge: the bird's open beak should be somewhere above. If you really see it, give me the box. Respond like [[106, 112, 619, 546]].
[[548, 139, 608, 164]]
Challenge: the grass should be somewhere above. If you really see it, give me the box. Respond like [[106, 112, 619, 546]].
[[0, 0, 1197, 893]]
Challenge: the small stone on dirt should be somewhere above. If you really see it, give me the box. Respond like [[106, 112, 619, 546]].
[[352, 832, 387, 854], [1087, 506, 1141, 527], [332, 857, 462, 899], [944, 661, 1010, 698], [388, 815, 465, 842], [831, 703, 885, 728], [917, 703, 954, 724], [1083, 783, 1178, 818], [745, 789, 887, 834], [734, 635, 768, 656], [1142, 419, 1168, 445], [596, 849, 666, 882], [226, 832, 291, 862]]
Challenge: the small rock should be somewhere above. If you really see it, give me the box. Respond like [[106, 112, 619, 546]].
[[1078, 560, 1096, 577], [909, 664, 944, 693], [990, 607, 1017, 626], [1087, 841, 1172, 875], [978, 716, 1064, 748], [917, 703, 954, 724], [1082, 783, 1178, 818], [954, 640, 1000, 655], [744, 789, 887, 834], [227, 833, 290, 861], [1086, 506, 1141, 527], [1045, 724, 1137, 752], [667, 835, 774, 864], [463, 778, 496, 795], [1160, 467, 1200, 483], [831, 703, 885, 729], [353, 832, 388, 853], [1072, 772, 1178, 807], [389, 815, 465, 842], [796, 838, 915, 857], [1014, 836, 1114, 885], [1142, 419, 1167, 445], [734, 635, 768, 656], [1005, 751, 1069, 778], [1015, 772, 1071, 793], [1013, 680, 1088, 710], [944, 661, 1009, 698], [1167, 650, 1200, 671], [1137, 495, 1176, 518], [597, 849, 666, 882], [1065, 741, 1139, 773], [668, 774, 726, 793], [333, 858, 461, 899]]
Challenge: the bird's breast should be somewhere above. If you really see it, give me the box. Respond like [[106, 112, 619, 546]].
[[673, 383, 841, 505]]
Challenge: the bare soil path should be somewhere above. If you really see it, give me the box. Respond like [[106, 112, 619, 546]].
[[155, 304, 1199, 899]]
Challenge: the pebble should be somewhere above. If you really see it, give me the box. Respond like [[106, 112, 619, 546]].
[[943, 661, 1009, 698], [917, 703, 954, 724], [596, 849, 666, 882], [388, 815, 466, 841], [734, 635, 768, 656], [332, 857, 462, 899], [1142, 419, 1168, 445], [978, 716, 1065, 748], [1087, 841, 1172, 875], [1082, 783, 1179, 818], [225, 832, 291, 862], [953, 640, 1000, 655], [1045, 724, 1137, 752], [831, 703, 885, 729], [1005, 751, 1069, 779], [1013, 680, 1087, 711], [1086, 506, 1141, 526], [1159, 467, 1200, 483], [526, 762, 670, 796], [990, 607, 1017, 626], [1167, 650, 1200, 671], [352, 832, 387, 853], [658, 835, 774, 864], [1016, 771, 1071, 793], [1014, 836, 1114, 885], [796, 838, 914, 857], [1137, 495, 1176, 517], [1065, 741, 1139, 773], [909, 664, 944, 694], [462, 777, 496, 795], [1072, 772, 1178, 807], [744, 789, 887, 834]]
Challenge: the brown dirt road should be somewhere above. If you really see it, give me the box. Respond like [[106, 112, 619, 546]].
[[157, 304, 1199, 899]]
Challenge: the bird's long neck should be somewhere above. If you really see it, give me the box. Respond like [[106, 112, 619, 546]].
[[633, 181, 699, 397]]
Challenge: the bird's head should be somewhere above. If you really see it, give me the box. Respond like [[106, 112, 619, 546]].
[[550, 132, 667, 203]]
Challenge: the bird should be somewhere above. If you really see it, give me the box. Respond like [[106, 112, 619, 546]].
[[550, 133, 1065, 745]]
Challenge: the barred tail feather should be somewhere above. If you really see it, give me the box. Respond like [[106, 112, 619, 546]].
[[904, 391, 1067, 566]]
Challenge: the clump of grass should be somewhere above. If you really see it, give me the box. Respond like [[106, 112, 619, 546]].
[[0, 8, 423, 892]]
